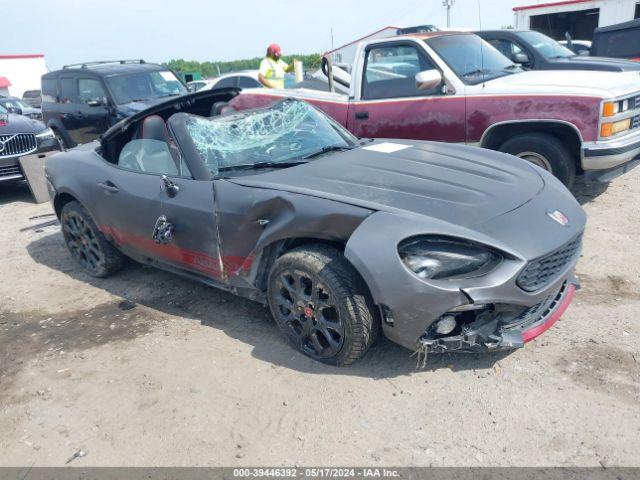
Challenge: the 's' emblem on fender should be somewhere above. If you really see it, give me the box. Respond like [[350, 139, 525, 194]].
[[547, 210, 569, 226]]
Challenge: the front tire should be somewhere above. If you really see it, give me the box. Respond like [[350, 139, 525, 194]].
[[267, 245, 379, 366], [60, 201, 125, 277], [498, 133, 576, 187]]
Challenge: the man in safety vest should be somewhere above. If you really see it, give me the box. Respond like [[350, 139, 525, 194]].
[[258, 44, 295, 89]]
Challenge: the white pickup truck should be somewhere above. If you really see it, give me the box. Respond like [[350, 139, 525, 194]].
[[228, 31, 640, 186]]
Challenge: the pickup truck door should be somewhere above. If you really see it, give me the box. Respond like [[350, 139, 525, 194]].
[[347, 40, 466, 143]]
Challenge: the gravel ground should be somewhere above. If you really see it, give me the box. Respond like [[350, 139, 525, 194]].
[[0, 171, 638, 467]]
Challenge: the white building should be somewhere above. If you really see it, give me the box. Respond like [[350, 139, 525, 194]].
[[0, 54, 48, 98], [514, 0, 640, 39]]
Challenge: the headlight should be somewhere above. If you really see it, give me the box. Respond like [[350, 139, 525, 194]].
[[35, 128, 55, 140], [601, 118, 631, 138], [398, 236, 501, 280], [603, 99, 631, 117]]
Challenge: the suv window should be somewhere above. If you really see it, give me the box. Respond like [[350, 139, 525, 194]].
[[215, 76, 238, 88], [78, 78, 107, 104], [363, 44, 437, 100], [238, 76, 261, 88], [41, 79, 57, 102], [60, 77, 79, 103], [105, 70, 186, 105]]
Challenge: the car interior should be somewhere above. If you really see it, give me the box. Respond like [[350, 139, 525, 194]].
[[117, 115, 181, 176], [100, 90, 238, 174]]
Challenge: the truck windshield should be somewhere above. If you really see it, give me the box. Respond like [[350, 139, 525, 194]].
[[425, 34, 521, 85], [105, 70, 187, 104], [518, 31, 574, 59], [183, 99, 358, 176]]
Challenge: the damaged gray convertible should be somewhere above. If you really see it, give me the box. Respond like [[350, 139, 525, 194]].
[[45, 90, 586, 365]]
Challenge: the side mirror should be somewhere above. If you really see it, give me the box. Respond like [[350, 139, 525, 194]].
[[86, 98, 105, 107], [512, 53, 530, 64], [578, 50, 589, 56], [7, 106, 22, 115], [415, 69, 443, 91]]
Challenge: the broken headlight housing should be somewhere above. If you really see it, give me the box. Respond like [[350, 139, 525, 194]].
[[398, 236, 502, 280]]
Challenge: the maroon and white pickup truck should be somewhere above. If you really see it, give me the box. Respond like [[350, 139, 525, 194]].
[[228, 31, 640, 186]]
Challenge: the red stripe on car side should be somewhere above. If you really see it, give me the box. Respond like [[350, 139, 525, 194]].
[[100, 225, 252, 279], [522, 283, 576, 342]]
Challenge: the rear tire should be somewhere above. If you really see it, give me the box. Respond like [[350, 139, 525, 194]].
[[60, 201, 125, 277], [267, 245, 379, 366], [498, 133, 576, 187]]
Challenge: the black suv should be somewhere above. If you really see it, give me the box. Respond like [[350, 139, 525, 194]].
[[476, 30, 640, 72], [42, 60, 188, 148]]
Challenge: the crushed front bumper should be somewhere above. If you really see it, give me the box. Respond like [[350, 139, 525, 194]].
[[419, 277, 578, 353]]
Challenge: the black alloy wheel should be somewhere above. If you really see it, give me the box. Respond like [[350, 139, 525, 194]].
[[273, 269, 345, 359], [60, 201, 125, 277], [267, 245, 379, 365]]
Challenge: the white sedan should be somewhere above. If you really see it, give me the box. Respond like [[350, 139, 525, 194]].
[[187, 71, 262, 92]]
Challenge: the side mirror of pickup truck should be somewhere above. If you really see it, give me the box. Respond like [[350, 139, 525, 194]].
[[415, 70, 443, 91], [512, 53, 530, 65]]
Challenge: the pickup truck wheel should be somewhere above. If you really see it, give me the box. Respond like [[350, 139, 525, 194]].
[[60, 201, 125, 278], [267, 245, 379, 366], [498, 133, 576, 187]]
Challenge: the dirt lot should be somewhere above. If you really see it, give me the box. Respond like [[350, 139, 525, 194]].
[[0, 172, 639, 467]]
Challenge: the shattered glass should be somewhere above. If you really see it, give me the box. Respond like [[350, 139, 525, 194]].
[[185, 99, 356, 175]]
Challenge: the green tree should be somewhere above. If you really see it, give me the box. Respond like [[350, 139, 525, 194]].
[[164, 53, 322, 78]]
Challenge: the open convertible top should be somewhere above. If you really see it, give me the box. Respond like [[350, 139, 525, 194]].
[[101, 88, 239, 143]]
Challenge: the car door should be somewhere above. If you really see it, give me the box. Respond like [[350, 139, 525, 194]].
[[57, 75, 111, 145], [238, 76, 262, 89], [77, 77, 112, 141], [212, 76, 239, 90], [347, 41, 466, 143], [95, 138, 223, 280], [57, 74, 85, 145]]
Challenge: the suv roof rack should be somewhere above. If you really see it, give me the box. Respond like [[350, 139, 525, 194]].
[[62, 59, 146, 69]]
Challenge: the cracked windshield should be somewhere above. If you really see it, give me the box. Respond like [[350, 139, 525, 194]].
[[185, 100, 357, 176]]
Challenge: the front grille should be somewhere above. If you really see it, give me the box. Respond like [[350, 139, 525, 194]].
[[502, 282, 567, 331], [0, 133, 37, 158], [517, 235, 582, 292], [0, 164, 23, 179]]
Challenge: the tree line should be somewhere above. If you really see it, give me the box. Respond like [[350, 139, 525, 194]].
[[164, 53, 322, 78]]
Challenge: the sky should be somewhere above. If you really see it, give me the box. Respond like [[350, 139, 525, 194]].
[[1, 0, 518, 70]]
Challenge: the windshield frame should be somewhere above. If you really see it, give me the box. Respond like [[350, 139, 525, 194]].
[[517, 31, 575, 59], [104, 69, 188, 105], [425, 33, 522, 85], [173, 99, 359, 178]]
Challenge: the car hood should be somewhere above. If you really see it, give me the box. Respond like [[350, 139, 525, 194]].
[[550, 55, 640, 71], [227, 140, 545, 227], [481, 69, 640, 98], [0, 113, 46, 134]]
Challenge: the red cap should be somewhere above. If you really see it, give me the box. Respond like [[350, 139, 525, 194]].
[[267, 44, 282, 56]]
